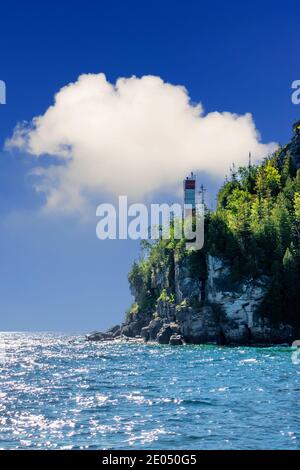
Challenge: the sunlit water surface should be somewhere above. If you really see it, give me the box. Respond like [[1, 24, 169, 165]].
[[0, 332, 299, 449]]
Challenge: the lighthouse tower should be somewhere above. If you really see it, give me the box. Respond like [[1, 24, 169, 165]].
[[184, 172, 196, 217]]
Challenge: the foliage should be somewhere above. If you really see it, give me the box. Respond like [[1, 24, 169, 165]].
[[209, 152, 300, 323], [125, 302, 139, 322], [127, 140, 300, 325], [157, 288, 175, 304]]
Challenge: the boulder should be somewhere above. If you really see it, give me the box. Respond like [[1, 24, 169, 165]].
[[169, 334, 183, 345], [148, 318, 164, 340], [176, 304, 221, 344], [157, 323, 180, 344], [86, 331, 114, 341], [121, 319, 146, 337], [107, 324, 121, 337]]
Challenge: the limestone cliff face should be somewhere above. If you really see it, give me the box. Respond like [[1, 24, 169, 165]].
[[205, 255, 295, 344], [174, 257, 202, 304], [122, 252, 297, 345]]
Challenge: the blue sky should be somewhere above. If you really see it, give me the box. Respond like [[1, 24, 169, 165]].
[[0, 0, 299, 331]]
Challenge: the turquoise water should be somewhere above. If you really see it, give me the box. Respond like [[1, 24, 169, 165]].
[[0, 332, 299, 450]]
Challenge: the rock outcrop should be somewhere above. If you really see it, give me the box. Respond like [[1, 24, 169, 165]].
[[121, 252, 299, 346], [94, 123, 300, 346], [157, 323, 180, 344], [86, 324, 121, 342], [169, 334, 184, 345]]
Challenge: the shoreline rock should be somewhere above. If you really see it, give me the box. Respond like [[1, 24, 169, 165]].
[[86, 324, 121, 342]]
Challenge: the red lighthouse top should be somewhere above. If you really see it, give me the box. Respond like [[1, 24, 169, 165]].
[[184, 172, 196, 189]]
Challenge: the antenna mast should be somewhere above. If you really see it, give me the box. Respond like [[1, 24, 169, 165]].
[[199, 184, 206, 205]]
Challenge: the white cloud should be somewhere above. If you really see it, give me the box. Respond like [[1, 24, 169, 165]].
[[6, 73, 277, 213]]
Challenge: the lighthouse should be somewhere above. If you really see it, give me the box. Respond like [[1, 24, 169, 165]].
[[184, 172, 196, 217]]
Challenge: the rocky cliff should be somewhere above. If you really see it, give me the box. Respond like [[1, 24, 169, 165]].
[[121, 251, 297, 345], [120, 122, 300, 346]]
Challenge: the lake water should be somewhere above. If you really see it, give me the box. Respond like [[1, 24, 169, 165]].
[[0, 332, 299, 449]]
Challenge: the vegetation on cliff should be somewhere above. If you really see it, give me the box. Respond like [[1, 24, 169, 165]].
[[127, 124, 300, 325]]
